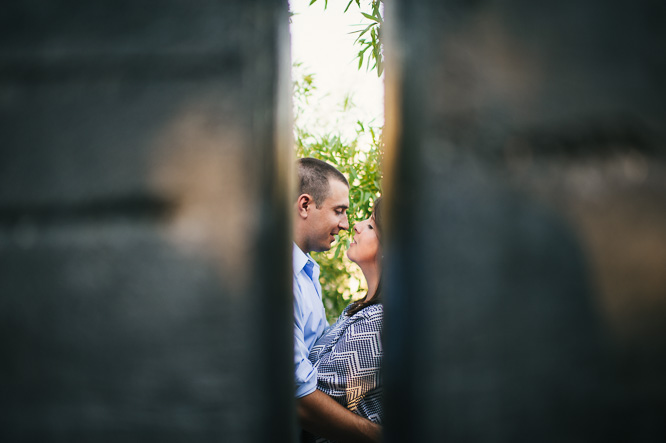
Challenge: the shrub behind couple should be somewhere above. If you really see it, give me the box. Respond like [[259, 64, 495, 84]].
[[293, 158, 383, 443]]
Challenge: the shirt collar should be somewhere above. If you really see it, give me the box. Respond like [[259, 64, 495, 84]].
[[293, 242, 318, 274]]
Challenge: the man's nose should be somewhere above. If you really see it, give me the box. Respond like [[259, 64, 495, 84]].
[[341, 215, 349, 230]]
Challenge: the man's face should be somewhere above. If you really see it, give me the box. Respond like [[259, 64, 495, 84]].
[[305, 179, 350, 252]]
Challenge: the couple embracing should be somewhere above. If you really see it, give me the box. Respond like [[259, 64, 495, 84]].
[[293, 158, 384, 443]]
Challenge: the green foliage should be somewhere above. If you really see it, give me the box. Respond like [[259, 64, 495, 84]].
[[309, 0, 384, 76], [293, 65, 383, 322]]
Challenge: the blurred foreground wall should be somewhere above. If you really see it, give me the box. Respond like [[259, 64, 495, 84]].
[[0, 1, 294, 441], [383, 0, 666, 441]]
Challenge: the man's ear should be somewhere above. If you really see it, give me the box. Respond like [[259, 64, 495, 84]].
[[296, 194, 312, 219]]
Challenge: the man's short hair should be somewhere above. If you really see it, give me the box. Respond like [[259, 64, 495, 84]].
[[296, 158, 349, 208]]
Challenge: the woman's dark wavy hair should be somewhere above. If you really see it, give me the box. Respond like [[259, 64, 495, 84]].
[[346, 197, 383, 316]]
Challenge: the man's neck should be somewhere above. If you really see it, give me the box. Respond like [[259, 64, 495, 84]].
[[294, 239, 309, 255]]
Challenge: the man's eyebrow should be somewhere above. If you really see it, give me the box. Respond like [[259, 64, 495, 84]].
[[334, 204, 349, 210]]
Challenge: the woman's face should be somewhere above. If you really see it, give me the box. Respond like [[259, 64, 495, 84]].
[[346, 215, 380, 265]]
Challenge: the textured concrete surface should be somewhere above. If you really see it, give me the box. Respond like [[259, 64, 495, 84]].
[[383, 0, 666, 441], [0, 1, 294, 441]]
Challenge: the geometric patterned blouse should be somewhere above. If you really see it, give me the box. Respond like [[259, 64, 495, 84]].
[[305, 303, 384, 442]]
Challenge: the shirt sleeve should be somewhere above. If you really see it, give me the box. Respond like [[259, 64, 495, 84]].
[[313, 306, 383, 416], [294, 290, 318, 398]]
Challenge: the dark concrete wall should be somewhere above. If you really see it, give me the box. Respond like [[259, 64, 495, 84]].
[[0, 1, 294, 442], [383, 0, 666, 441]]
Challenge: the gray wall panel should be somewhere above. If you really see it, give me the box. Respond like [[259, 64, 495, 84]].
[[0, 1, 294, 441], [383, 0, 666, 441]]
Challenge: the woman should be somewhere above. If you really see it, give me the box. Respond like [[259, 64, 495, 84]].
[[307, 198, 384, 440]]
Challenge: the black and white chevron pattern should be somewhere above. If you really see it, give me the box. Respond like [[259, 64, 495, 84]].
[[308, 303, 384, 437]]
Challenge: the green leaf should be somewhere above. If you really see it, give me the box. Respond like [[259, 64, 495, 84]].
[[344, 0, 354, 13], [372, 1, 381, 18], [352, 23, 374, 40], [361, 12, 381, 23], [333, 241, 343, 260]]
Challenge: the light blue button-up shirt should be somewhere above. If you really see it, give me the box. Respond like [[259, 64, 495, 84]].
[[293, 243, 328, 398]]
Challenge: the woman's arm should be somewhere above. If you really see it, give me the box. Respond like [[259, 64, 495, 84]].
[[298, 389, 381, 443]]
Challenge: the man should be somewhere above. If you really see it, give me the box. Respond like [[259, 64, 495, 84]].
[[293, 158, 381, 442]]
